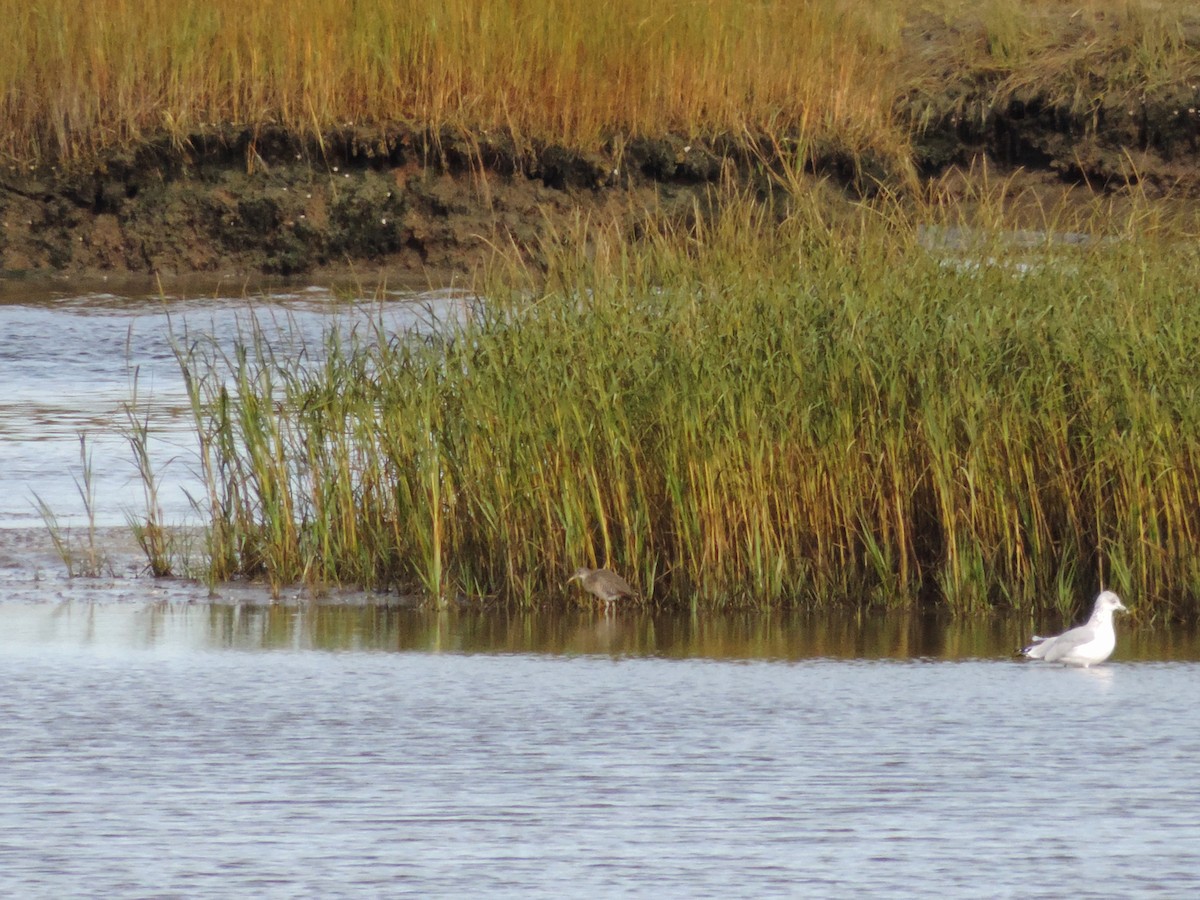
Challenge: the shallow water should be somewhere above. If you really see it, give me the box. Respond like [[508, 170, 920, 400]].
[[2, 602, 1199, 897], [0, 281, 470, 528], [3, 284, 1200, 897]]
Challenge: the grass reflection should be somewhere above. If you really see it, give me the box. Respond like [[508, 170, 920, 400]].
[[175, 603, 1200, 662]]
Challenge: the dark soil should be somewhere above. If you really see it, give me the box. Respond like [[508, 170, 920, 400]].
[[3, 80, 1199, 283], [1, 128, 761, 283]]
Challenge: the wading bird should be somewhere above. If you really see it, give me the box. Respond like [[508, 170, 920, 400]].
[[567, 567, 636, 608], [1019, 590, 1128, 667]]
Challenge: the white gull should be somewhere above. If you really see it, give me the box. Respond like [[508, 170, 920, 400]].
[[1020, 590, 1128, 667]]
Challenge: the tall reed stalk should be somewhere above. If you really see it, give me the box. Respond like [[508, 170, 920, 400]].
[[33, 434, 109, 578], [170, 191, 1200, 617], [123, 367, 175, 577]]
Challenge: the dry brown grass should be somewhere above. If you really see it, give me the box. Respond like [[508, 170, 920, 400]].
[[0, 1, 901, 164], [902, 1, 1200, 116], [2, 0, 1194, 169]]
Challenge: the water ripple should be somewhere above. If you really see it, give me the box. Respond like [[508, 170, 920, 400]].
[[1, 648, 1198, 897]]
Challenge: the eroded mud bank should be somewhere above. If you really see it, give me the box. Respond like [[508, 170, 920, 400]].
[[3, 80, 1199, 281]]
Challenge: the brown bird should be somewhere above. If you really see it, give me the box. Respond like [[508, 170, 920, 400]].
[[567, 566, 636, 607]]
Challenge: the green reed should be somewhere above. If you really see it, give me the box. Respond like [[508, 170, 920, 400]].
[[122, 368, 177, 577], [33, 433, 109, 578], [171, 196, 1200, 616]]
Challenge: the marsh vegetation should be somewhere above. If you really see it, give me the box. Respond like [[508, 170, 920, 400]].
[[8, 0, 1200, 616], [166, 187, 1200, 617], [3, 0, 1196, 178]]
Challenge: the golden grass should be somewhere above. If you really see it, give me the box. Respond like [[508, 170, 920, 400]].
[[1, 0, 1195, 169], [0, 0, 901, 163]]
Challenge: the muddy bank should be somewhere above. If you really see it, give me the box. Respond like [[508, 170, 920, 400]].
[[3, 84, 1199, 281], [0, 129, 744, 283]]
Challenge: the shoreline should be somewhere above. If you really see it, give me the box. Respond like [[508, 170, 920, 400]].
[[3, 111, 1199, 284]]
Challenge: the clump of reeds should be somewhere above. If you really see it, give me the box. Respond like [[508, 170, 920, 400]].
[[33, 434, 110, 578], [122, 371, 176, 577], [167, 186, 1200, 617]]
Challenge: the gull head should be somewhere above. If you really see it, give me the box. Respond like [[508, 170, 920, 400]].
[[1095, 590, 1127, 615]]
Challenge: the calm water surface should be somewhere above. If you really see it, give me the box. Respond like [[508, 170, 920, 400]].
[[3, 285, 1200, 897], [2, 602, 1199, 897]]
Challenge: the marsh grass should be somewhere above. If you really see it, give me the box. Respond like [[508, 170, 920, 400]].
[[910, 0, 1200, 110], [33, 434, 109, 578], [122, 373, 175, 577], [0, 0, 901, 166], [1, 0, 1194, 171], [167, 187, 1200, 617]]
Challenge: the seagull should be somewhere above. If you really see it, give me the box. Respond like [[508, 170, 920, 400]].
[[1020, 590, 1128, 667], [567, 567, 637, 608]]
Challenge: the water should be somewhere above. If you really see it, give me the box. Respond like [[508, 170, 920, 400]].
[[3, 283, 1200, 897], [0, 280, 470, 528], [2, 607, 1199, 897]]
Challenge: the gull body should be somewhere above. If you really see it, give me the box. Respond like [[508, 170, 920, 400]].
[[568, 567, 636, 607], [1020, 590, 1128, 667]]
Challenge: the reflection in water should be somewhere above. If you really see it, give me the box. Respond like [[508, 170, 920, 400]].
[[4, 600, 1198, 662], [2, 603, 1199, 897], [1069, 664, 1116, 689]]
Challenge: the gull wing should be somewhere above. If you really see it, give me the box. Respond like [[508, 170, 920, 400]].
[[1037, 622, 1097, 662]]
